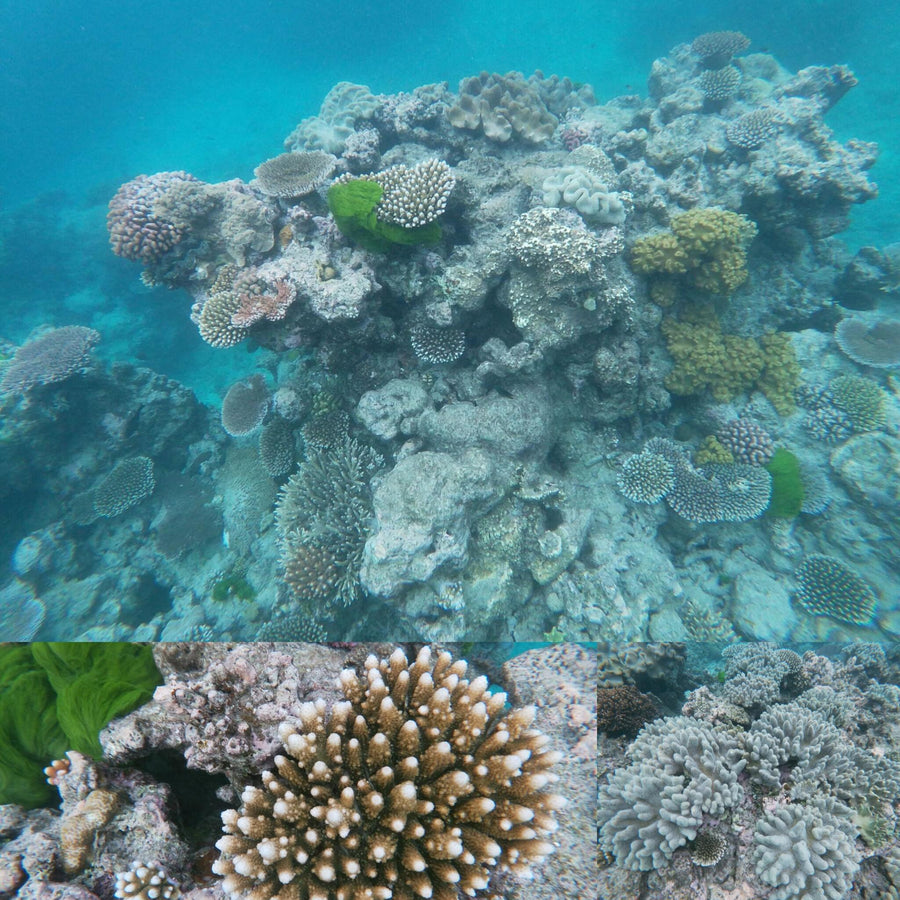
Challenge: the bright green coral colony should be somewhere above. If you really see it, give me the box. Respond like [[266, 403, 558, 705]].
[[0, 643, 161, 807]]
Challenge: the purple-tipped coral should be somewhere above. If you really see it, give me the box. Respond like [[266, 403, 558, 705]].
[[107, 172, 198, 263], [716, 418, 775, 466]]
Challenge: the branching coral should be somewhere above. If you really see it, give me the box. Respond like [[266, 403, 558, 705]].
[[275, 436, 383, 608], [212, 647, 565, 900]]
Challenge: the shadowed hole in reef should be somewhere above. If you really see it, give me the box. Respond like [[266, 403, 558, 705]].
[[131, 750, 230, 846], [121, 574, 174, 627]]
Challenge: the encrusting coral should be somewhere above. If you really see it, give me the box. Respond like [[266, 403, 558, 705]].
[[212, 647, 565, 900]]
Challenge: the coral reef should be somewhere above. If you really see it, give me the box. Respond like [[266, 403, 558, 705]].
[[599, 643, 900, 898], [0, 644, 593, 900]]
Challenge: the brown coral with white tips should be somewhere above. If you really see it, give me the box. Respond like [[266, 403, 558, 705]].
[[212, 647, 565, 900]]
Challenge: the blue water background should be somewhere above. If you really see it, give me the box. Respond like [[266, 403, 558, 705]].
[[1, 0, 897, 397]]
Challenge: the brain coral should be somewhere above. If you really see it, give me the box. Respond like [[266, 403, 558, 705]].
[[212, 647, 564, 900]]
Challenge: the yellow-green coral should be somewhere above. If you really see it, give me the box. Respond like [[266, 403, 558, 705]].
[[661, 312, 799, 414], [632, 208, 757, 299], [661, 315, 764, 402], [694, 435, 734, 465], [758, 332, 800, 415]]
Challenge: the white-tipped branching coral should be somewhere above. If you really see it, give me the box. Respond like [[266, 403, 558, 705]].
[[213, 647, 565, 900]]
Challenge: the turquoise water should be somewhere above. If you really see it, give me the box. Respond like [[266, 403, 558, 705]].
[[1, 0, 899, 643], [2, 1, 897, 388]]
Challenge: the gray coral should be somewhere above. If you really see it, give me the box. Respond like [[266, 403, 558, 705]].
[[254, 151, 336, 198], [752, 803, 860, 900], [598, 716, 744, 871]]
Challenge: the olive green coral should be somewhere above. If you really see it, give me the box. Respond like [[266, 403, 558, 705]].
[[661, 312, 799, 413], [661, 315, 764, 402], [631, 208, 757, 298]]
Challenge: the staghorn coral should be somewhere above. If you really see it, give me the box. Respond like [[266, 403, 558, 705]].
[[725, 108, 780, 150], [256, 611, 328, 642], [275, 436, 383, 608], [690, 31, 750, 67], [0, 326, 100, 395], [829, 373, 887, 432], [93, 457, 156, 518], [409, 324, 466, 364], [617, 451, 675, 504], [258, 416, 296, 478], [697, 66, 741, 101], [835, 318, 900, 368], [254, 151, 337, 198], [630, 437, 772, 524], [447, 71, 557, 143], [212, 647, 565, 900], [221, 375, 271, 437], [752, 802, 860, 900], [198, 266, 248, 348], [794, 554, 878, 625]]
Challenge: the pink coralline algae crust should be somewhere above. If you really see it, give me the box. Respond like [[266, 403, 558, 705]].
[[231, 278, 297, 328], [0, 325, 100, 394], [100, 643, 363, 784], [107, 171, 199, 263]]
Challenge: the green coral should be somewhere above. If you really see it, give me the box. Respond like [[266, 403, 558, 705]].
[[327, 179, 442, 252], [830, 375, 887, 432], [631, 208, 757, 298], [694, 435, 734, 465], [757, 332, 800, 415], [661, 311, 799, 414], [0, 643, 161, 807], [661, 313, 764, 402], [211, 574, 256, 603], [765, 448, 804, 518]]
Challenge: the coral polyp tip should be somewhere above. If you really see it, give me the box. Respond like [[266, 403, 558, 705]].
[[213, 647, 564, 900]]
